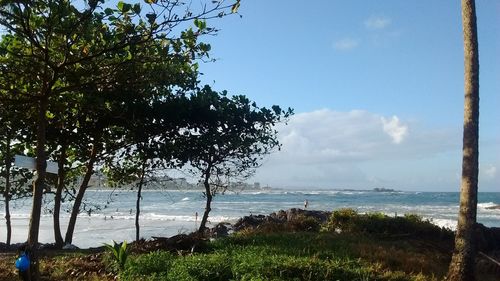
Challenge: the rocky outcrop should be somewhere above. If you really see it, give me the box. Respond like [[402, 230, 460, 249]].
[[232, 209, 331, 232]]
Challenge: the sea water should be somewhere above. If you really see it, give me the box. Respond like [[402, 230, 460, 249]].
[[0, 189, 499, 248]]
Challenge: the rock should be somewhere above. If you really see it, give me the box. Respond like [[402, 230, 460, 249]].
[[286, 208, 331, 223], [63, 243, 80, 250], [233, 214, 267, 231], [210, 222, 233, 238], [232, 209, 331, 232], [141, 233, 208, 254]]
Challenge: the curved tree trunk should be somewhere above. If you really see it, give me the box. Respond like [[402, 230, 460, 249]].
[[447, 0, 480, 280], [3, 133, 12, 245], [198, 166, 212, 234], [135, 162, 147, 241], [53, 144, 67, 248], [64, 142, 99, 245]]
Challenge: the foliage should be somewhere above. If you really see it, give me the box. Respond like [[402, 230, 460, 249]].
[[104, 240, 128, 271], [120, 232, 449, 281], [321, 208, 453, 240], [122, 250, 174, 278], [176, 85, 292, 232], [180, 85, 292, 182], [0, 0, 241, 250]]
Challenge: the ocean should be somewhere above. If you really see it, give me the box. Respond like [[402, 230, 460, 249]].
[[0, 189, 499, 248]]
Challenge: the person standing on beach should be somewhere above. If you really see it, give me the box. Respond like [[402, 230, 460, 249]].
[[304, 200, 309, 209]]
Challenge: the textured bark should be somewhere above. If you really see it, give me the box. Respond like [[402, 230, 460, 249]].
[[446, 0, 480, 280], [53, 144, 67, 248], [135, 162, 147, 241], [198, 166, 213, 233], [3, 133, 12, 245], [64, 142, 99, 245], [28, 96, 49, 281]]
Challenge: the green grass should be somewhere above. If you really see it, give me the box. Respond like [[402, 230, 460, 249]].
[[120, 232, 445, 281]]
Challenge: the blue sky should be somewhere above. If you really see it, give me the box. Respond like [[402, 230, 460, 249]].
[[197, 1, 499, 191]]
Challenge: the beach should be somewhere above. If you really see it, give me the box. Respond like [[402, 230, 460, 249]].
[[1, 189, 499, 248]]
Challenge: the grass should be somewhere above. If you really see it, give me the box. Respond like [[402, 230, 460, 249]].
[[0, 209, 497, 280], [121, 232, 442, 281]]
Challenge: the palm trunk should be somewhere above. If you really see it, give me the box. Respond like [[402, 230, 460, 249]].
[[198, 167, 212, 234], [64, 142, 99, 245], [3, 133, 12, 245], [53, 144, 67, 248], [28, 96, 49, 281], [447, 0, 480, 280], [135, 162, 147, 241]]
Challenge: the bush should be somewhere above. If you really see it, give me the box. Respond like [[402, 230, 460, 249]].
[[322, 208, 453, 240], [286, 215, 321, 232]]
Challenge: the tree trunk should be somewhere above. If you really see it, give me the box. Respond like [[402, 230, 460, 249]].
[[28, 96, 49, 281], [64, 142, 99, 245], [3, 133, 12, 245], [446, 0, 480, 280], [53, 144, 67, 248], [198, 167, 212, 234], [135, 162, 147, 241]]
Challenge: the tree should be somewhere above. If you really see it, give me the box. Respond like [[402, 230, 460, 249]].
[[178, 86, 292, 233], [0, 1, 240, 278], [446, 0, 480, 280], [0, 102, 34, 245]]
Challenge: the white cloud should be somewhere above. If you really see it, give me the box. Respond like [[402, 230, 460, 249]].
[[364, 16, 391, 30], [252, 109, 460, 189], [381, 116, 408, 144], [333, 38, 359, 51]]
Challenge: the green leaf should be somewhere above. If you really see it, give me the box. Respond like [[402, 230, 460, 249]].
[[122, 3, 132, 13], [145, 13, 156, 24], [133, 3, 141, 14], [117, 1, 124, 11], [104, 8, 113, 15]]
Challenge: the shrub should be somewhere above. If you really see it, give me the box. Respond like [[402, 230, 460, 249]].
[[104, 240, 128, 271], [286, 215, 321, 232], [322, 208, 453, 240]]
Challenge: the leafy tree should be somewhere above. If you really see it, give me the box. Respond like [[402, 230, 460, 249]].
[[0, 1, 240, 279], [446, 0, 480, 280], [178, 86, 292, 233], [103, 92, 193, 241]]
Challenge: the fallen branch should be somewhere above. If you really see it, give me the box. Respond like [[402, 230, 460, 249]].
[[479, 251, 500, 267]]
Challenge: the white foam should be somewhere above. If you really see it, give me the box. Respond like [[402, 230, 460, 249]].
[[429, 218, 457, 231], [478, 202, 499, 209]]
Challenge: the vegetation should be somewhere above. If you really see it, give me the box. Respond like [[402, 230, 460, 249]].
[[177, 86, 292, 233], [1, 210, 497, 281], [0, 3, 243, 279], [104, 240, 128, 271]]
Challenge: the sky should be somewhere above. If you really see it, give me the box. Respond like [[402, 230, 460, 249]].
[[196, 1, 500, 191]]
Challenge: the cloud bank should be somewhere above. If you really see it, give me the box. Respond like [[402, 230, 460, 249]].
[[252, 109, 467, 190]]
